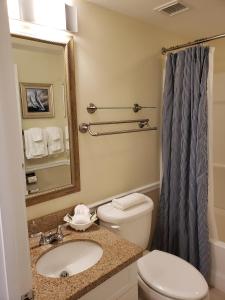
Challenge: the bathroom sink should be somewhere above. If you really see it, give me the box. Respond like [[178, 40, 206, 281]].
[[36, 240, 103, 278]]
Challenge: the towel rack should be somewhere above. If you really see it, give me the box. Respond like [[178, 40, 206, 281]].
[[87, 103, 157, 114], [79, 119, 157, 136]]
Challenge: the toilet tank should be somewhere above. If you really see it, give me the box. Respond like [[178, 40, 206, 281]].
[[97, 194, 154, 249]]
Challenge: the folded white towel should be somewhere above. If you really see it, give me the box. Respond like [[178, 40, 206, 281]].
[[74, 204, 90, 216], [112, 193, 147, 210], [45, 127, 64, 155], [48, 127, 60, 141], [24, 128, 48, 159], [30, 127, 43, 142]]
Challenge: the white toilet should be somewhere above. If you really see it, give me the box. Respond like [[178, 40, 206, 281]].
[[97, 194, 209, 300]]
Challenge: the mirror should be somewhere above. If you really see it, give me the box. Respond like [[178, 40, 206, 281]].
[[11, 35, 80, 206]]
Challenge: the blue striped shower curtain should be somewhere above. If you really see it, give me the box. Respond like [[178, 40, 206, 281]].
[[153, 46, 210, 279]]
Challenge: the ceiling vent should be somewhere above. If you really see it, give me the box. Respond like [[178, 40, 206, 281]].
[[154, 1, 189, 16]]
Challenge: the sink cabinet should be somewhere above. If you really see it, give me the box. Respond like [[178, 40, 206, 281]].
[[79, 263, 138, 300]]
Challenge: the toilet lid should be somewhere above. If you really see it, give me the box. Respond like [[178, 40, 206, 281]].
[[137, 250, 208, 300]]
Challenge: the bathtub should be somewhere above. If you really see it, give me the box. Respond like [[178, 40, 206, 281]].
[[209, 164, 225, 293], [210, 239, 225, 293]]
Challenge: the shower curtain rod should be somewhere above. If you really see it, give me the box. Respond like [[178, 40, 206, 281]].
[[161, 32, 225, 55]]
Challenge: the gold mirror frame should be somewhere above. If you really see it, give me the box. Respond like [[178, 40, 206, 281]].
[[12, 34, 80, 207]]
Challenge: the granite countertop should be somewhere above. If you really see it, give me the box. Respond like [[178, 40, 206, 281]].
[[30, 224, 143, 300]]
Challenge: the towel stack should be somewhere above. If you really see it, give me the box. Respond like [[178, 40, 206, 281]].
[[24, 128, 48, 159], [112, 193, 147, 210], [24, 126, 66, 159], [45, 127, 64, 155], [72, 204, 91, 224]]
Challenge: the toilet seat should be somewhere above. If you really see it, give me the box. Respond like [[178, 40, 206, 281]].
[[137, 250, 208, 300]]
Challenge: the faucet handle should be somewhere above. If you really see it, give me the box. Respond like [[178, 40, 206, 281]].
[[57, 223, 68, 237], [30, 232, 49, 245], [110, 225, 120, 231]]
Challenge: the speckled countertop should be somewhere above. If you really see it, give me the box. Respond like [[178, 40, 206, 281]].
[[30, 224, 143, 300]]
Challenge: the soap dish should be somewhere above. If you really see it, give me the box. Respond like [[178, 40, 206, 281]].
[[63, 213, 97, 232], [68, 221, 94, 231]]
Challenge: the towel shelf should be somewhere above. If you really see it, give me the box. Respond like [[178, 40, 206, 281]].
[[87, 103, 157, 114], [79, 119, 157, 136]]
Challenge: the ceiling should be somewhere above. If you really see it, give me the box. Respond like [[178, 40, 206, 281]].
[[87, 0, 225, 39]]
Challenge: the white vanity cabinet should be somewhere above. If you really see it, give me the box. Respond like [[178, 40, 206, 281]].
[[79, 263, 138, 300]]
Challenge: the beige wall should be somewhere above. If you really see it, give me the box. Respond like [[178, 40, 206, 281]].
[[26, 0, 183, 220]]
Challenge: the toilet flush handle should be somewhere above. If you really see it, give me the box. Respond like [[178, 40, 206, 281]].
[[110, 225, 120, 231]]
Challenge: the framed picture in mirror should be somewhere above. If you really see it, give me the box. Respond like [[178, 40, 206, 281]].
[[20, 83, 54, 118]]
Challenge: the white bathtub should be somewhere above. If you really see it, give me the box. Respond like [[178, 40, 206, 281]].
[[210, 239, 225, 293]]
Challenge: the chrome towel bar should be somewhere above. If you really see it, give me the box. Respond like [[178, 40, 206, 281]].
[[79, 119, 157, 136], [87, 103, 157, 114]]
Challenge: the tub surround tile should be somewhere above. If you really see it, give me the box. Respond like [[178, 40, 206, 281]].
[[30, 224, 143, 300]]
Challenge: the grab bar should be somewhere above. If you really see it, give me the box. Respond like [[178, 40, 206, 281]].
[[79, 119, 157, 136]]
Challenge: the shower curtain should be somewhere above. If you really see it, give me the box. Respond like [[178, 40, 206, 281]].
[[154, 46, 210, 279]]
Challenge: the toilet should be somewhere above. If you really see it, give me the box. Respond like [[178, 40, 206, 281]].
[[97, 194, 209, 300]]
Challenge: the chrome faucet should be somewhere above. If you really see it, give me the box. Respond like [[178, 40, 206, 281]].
[[30, 224, 67, 246]]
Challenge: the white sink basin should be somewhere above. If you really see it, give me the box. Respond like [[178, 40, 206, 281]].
[[36, 240, 103, 278]]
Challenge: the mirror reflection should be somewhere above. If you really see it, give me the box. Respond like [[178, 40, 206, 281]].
[[12, 36, 72, 197]]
